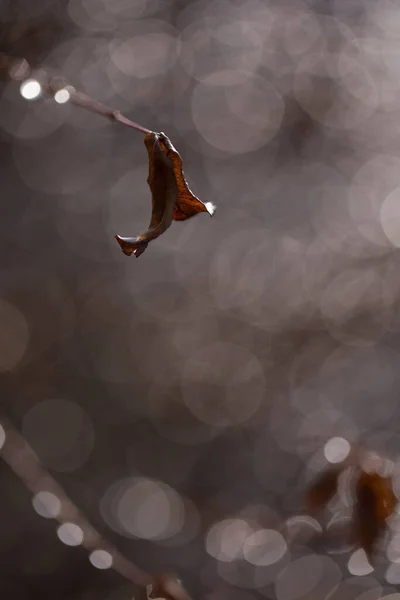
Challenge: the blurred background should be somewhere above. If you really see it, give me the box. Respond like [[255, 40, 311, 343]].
[[2, 0, 400, 598]]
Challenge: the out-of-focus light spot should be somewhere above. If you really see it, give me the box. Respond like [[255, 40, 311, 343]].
[[101, 477, 185, 541], [319, 267, 393, 347], [180, 4, 270, 82], [298, 407, 358, 452], [350, 155, 400, 248], [343, 36, 400, 114], [318, 346, 398, 431], [147, 378, 221, 446], [118, 479, 184, 540], [22, 399, 95, 472], [206, 518, 254, 562], [243, 529, 287, 566], [181, 342, 265, 427], [331, 578, 382, 600], [20, 79, 41, 100], [110, 33, 179, 79], [387, 533, 400, 562], [283, 11, 322, 57], [324, 437, 351, 463], [275, 555, 341, 600], [89, 549, 113, 569], [369, 0, 400, 38], [380, 187, 400, 247], [191, 72, 284, 154], [386, 562, 400, 584], [348, 549, 374, 576], [54, 89, 71, 104], [381, 459, 395, 477], [360, 452, 385, 475], [294, 51, 375, 131], [32, 491, 61, 519], [0, 424, 5, 450], [335, 468, 355, 507], [285, 515, 322, 543], [157, 497, 201, 548], [57, 523, 84, 546]]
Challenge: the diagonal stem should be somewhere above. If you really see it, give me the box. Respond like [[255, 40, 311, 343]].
[[0, 415, 151, 588], [0, 53, 152, 134]]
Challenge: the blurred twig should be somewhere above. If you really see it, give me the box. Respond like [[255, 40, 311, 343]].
[[0, 416, 195, 600], [0, 53, 152, 134], [0, 416, 150, 587]]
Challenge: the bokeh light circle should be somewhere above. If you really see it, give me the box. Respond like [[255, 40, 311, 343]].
[[347, 549, 374, 576], [181, 342, 265, 427], [20, 79, 41, 100], [101, 477, 185, 541], [275, 554, 342, 600], [32, 491, 61, 519], [54, 89, 71, 104], [89, 550, 113, 570], [206, 518, 254, 563], [191, 71, 284, 154], [22, 399, 95, 472], [57, 523, 83, 546], [243, 529, 287, 566], [324, 437, 351, 464]]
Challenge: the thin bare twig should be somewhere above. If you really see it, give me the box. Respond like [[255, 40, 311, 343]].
[[0, 53, 152, 134], [0, 416, 151, 588], [0, 415, 196, 599]]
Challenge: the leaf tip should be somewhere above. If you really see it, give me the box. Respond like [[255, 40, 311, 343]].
[[115, 235, 148, 258], [205, 201, 216, 216]]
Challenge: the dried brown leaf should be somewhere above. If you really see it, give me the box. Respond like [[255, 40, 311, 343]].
[[115, 132, 215, 257], [353, 471, 397, 557]]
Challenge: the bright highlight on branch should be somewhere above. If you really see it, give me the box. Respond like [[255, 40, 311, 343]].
[[32, 491, 61, 519], [54, 89, 71, 104], [57, 522, 84, 546], [0, 424, 5, 449], [20, 79, 41, 100], [89, 549, 113, 569]]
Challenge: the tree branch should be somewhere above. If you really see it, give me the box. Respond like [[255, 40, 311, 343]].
[[0, 415, 196, 600], [0, 53, 153, 134]]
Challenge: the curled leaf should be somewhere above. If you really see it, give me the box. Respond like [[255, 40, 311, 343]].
[[158, 133, 215, 221], [115, 132, 215, 257], [353, 471, 396, 557]]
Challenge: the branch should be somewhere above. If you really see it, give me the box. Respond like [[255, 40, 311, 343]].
[[0, 415, 150, 588], [0, 53, 152, 134], [0, 415, 196, 600]]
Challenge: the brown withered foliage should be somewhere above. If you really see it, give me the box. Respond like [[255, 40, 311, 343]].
[[115, 132, 215, 258], [353, 471, 397, 557], [306, 453, 397, 560]]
